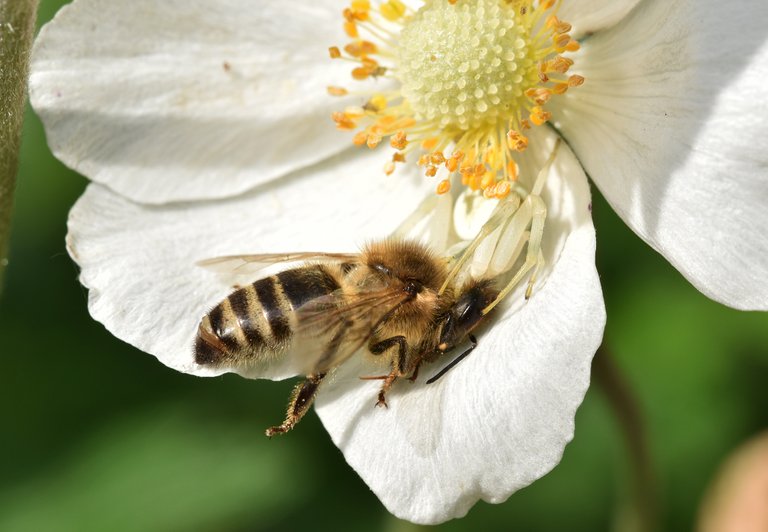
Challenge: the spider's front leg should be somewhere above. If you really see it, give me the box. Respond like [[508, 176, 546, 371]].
[[482, 192, 547, 314]]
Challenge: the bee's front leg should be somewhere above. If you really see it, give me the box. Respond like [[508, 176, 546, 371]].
[[265, 372, 326, 437]]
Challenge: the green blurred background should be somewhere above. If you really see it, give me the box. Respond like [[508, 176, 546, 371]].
[[2, 2, 767, 531]]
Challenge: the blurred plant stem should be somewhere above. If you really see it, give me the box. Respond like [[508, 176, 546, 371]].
[[0, 0, 38, 294], [594, 344, 658, 532]]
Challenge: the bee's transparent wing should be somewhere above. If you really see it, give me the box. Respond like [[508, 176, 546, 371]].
[[290, 285, 411, 374], [197, 252, 359, 276]]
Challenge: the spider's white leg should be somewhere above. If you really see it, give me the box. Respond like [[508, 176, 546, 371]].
[[523, 194, 548, 299], [488, 196, 533, 276], [482, 193, 547, 315]]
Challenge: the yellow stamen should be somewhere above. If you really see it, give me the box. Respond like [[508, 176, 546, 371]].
[[344, 40, 378, 57], [344, 21, 358, 38], [390, 130, 408, 150], [330, 0, 584, 197], [380, 0, 407, 21], [369, 94, 388, 112], [327, 86, 349, 96]]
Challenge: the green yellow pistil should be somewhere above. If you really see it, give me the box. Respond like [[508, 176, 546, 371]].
[[330, 0, 583, 199]]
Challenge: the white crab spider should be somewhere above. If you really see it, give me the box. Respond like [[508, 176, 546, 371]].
[[439, 139, 561, 315]]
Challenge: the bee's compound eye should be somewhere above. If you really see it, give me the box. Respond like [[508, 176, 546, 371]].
[[404, 280, 423, 297]]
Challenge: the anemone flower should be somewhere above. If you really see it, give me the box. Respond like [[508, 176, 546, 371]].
[[30, 0, 767, 524]]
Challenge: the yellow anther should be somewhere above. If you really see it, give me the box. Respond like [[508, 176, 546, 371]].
[[352, 131, 368, 145], [429, 151, 446, 165], [546, 16, 572, 34], [343, 7, 368, 22], [446, 159, 458, 172], [436, 179, 451, 194], [549, 56, 574, 73], [344, 40, 378, 57], [329, 47, 341, 59], [351, 0, 370, 12], [494, 181, 511, 199], [327, 86, 348, 96], [480, 172, 495, 190], [417, 154, 430, 166], [344, 21, 358, 38], [421, 137, 439, 151], [354, 57, 386, 78], [553, 33, 571, 50], [545, 15, 558, 29], [370, 94, 388, 111], [383, 160, 396, 175], [552, 82, 569, 95], [568, 75, 585, 87], [525, 87, 552, 105], [392, 152, 406, 163], [425, 165, 438, 177], [367, 133, 382, 148], [446, 151, 464, 172], [380, 0, 407, 21], [507, 130, 529, 152], [332, 111, 357, 130], [565, 40, 580, 52], [539, 0, 556, 9], [352, 66, 371, 80], [529, 106, 551, 126], [390, 131, 408, 150]]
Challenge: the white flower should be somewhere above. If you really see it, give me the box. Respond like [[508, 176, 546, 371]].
[[29, 0, 768, 525]]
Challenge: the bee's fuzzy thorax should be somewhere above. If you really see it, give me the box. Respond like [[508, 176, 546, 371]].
[[361, 239, 448, 292]]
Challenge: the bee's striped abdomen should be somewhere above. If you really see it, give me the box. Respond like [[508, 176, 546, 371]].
[[195, 265, 341, 367]]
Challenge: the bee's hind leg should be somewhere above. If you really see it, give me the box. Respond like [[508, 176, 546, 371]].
[[265, 372, 326, 437]]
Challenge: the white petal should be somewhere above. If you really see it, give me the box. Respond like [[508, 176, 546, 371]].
[[550, 0, 768, 310], [67, 148, 432, 378], [558, 0, 641, 39], [31, 0, 368, 203], [315, 136, 604, 524]]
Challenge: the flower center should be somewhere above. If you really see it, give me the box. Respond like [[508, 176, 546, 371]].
[[329, 0, 583, 199], [397, 0, 534, 131]]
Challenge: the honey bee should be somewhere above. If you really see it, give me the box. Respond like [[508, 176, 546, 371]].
[[195, 239, 500, 437]]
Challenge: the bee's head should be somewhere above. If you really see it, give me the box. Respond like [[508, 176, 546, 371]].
[[437, 279, 498, 352]]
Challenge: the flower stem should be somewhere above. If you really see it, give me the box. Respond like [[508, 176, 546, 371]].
[[0, 0, 38, 294], [593, 344, 659, 532]]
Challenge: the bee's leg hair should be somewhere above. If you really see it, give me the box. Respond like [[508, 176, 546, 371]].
[[407, 361, 422, 382], [265, 372, 326, 437], [367, 336, 408, 408]]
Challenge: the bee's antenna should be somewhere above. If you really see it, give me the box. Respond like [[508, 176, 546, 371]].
[[426, 334, 477, 384]]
